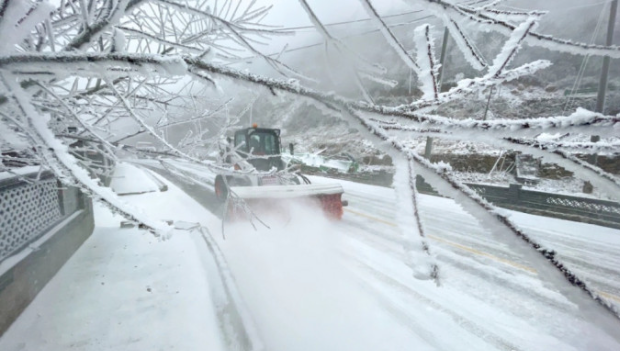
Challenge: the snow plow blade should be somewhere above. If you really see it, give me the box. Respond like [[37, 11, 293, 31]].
[[228, 184, 345, 220]]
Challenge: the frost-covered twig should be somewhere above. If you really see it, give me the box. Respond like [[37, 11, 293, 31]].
[[426, 0, 620, 58], [315, 106, 441, 283], [413, 24, 440, 100], [297, 0, 388, 99], [0, 52, 189, 78], [187, 56, 618, 136], [64, 0, 140, 51], [486, 17, 537, 78], [3, 53, 614, 137], [34, 82, 119, 161], [155, 0, 305, 80], [1, 71, 172, 236], [406, 159, 440, 284], [358, 0, 420, 73], [443, 15, 487, 70], [0, 0, 54, 53], [408, 150, 620, 328]]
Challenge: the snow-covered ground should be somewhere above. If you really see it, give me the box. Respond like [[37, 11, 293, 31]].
[[1, 165, 619, 350], [109, 162, 162, 195]]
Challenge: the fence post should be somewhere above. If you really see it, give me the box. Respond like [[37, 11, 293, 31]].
[[424, 137, 433, 160], [57, 179, 66, 216], [509, 183, 522, 202], [589, 135, 600, 166]]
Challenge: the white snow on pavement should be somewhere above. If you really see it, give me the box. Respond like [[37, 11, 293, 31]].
[[0, 202, 226, 351], [1, 167, 619, 350], [109, 162, 161, 195]]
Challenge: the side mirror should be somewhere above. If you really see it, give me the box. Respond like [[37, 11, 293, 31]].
[[289, 143, 294, 155]]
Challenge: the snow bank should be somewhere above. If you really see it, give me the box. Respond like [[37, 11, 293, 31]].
[[109, 162, 161, 195]]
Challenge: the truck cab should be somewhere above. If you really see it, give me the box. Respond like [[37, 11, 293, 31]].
[[232, 126, 284, 172]]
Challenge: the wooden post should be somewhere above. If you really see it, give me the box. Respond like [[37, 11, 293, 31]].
[[589, 135, 600, 166]]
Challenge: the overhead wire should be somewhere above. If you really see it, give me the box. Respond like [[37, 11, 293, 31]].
[[562, 2, 608, 114], [277, 9, 424, 32], [503, 0, 614, 13], [230, 14, 437, 63]]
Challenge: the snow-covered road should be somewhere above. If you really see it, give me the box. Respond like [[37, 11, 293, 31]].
[[1, 163, 619, 350], [333, 178, 620, 351]]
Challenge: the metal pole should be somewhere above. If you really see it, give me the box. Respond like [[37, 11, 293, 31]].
[[596, 0, 618, 113], [437, 28, 450, 91], [482, 86, 494, 120]]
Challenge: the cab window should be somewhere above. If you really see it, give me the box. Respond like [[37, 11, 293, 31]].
[[235, 133, 247, 152]]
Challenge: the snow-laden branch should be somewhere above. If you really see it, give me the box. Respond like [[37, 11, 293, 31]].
[[381, 121, 620, 203], [297, 0, 388, 99], [357, 0, 420, 73], [35, 82, 119, 161], [154, 0, 306, 80], [408, 152, 620, 335], [470, 7, 547, 24], [0, 52, 189, 79], [307, 101, 440, 283], [64, 0, 138, 51], [1, 71, 172, 236], [186, 56, 620, 136], [518, 139, 620, 154], [101, 77, 251, 177], [424, 0, 620, 58], [334, 104, 620, 331], [443, 15, 487, 70], [486, 16, 537, 78], [0, 0, 54, 52], [406, 158, 439, 284], [413, 24, 440, 100], [2, 53, 616, 137]]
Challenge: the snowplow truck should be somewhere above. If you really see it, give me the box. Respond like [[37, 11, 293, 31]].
[[214, 125, 346, 220]]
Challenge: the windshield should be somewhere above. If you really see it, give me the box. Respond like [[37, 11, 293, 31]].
[[246, 131, 279, 155]]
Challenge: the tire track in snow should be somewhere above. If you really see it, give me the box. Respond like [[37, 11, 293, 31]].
[[339, 220, 576, 326], [345, 254, 525, 351], [346, 195, 620, 304], [347, 190, 531, 267]]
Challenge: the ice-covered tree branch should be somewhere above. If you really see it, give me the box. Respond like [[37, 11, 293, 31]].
[[418, 0, 620, 58]]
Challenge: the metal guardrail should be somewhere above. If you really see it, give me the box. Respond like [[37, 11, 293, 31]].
[[0, 170, 84, 263], [416, 176, 620, 229]]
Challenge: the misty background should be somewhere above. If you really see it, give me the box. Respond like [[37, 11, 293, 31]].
[[127, 0, 619, 161]]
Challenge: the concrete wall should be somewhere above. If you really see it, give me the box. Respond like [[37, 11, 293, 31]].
[[0, 198, 94, 336]]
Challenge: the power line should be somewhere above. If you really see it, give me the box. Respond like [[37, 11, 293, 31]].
[[237, 14, 436, 61], [277, 9, 425, 32], [503, 0, 613, 13]]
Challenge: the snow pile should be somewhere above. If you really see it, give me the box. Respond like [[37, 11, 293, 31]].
[[109, 162, 162, 195]]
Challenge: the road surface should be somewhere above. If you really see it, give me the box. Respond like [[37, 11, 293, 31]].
[[1, 161, 619, 350]]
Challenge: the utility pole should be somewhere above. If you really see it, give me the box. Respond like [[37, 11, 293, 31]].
[[437, 28, 450, 91], [596, 0, 618, 113], [425, 28, 450, 160], [482, 87, 494, 120]]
